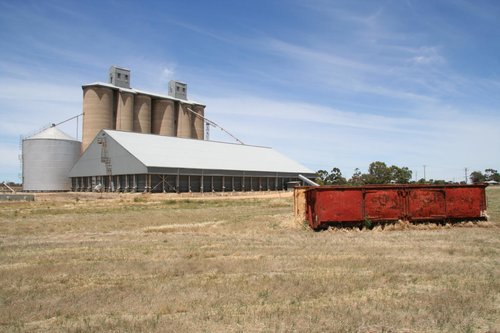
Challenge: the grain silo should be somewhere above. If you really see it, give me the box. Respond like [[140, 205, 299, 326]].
[[133, 94, 151, 133], [82, 85, 114, 151], [177, 103, 192, 139], [81, 69, 206, 145], [116, 91, 134, 131], [191, 104, 205, 140], [22, 126, 81, 192], [152, 99, 176, 136]]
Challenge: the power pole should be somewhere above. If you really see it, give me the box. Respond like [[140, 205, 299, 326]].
[[465, 167, 468, 184]]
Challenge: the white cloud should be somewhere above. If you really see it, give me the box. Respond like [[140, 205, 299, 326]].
[[0, 78, 81, 103], [160, 67, 175, 82]]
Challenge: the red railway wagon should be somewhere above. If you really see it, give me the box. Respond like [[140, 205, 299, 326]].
[[303, 184, 488, 230]]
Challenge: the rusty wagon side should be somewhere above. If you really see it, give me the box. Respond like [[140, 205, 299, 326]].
[[295, 184, 488, 230]]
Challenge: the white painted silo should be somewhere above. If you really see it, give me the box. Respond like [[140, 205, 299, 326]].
[[22, 126, 81, 192]]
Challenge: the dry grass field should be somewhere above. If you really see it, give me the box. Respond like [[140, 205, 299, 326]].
[[1, 188, 499, 332]]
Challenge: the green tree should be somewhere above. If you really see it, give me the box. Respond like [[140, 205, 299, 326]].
[[470, 171, 485, 183], [389, 165, 412, 184], [315, 170, 329, 185], [326, 167, 347, 185], [348, 168, 363, 186], [364, 161, 392, 184], [484, 169, 500, 182]]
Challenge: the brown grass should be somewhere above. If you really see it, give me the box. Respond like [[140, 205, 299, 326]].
[[0, 189, 499, 332]]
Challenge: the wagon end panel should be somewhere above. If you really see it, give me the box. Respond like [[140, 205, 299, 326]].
[[444, 186, 488, 220], [307, 188, 364, 229]]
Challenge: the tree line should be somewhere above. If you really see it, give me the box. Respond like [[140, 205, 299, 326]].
[[316, 162, 500, 185], [316, 161, 413, 185], [469, 169, 500, 183]]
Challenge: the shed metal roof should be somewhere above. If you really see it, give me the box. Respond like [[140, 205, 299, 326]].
[[69, 130, 315, 177]]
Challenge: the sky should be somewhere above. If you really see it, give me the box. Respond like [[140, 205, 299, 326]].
[[0, 0, 499, 183]]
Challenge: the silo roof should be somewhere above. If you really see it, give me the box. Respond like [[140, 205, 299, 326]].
[[26, 126, 79, 141], [82, 82, 205, 106]]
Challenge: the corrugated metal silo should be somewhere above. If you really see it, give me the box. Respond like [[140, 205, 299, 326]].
[[22, 127, 81, 192], [116, 91, 134, 131], [192, 104, 205, 140], [177, 102, 192, 138], [82, 86, 114, 152], [133, 94, 151, 133], [152, 99, 176, 136]]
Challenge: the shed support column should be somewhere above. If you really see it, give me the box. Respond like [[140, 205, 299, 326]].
[[259, 177, 262, 191], [133, 174, 137, 192], [125, 175, 129, 192], [189, 175, 192, 193], [242, 174, 245, 192], [232, 176, 235, 192], [116, 175, 120, 192], [222, 176, 225, 192], [211, 176, 214, 192], [176, 171, 180, 194], [200, 173, 203, 193]]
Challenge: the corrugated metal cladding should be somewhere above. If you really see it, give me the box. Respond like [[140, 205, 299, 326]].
[[22, 127, 81, 192], [69, 130, 315, 193]]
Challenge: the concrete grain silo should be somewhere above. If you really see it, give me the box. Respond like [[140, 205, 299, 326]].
[[116, 91, 134, 131], [152, 99, 176, 136], [133, 94, 151, 134], [82, 85, 114, 152], [177, 103, 192, 139], [22, 126, 81, 192], [192, 104, 205, 140]]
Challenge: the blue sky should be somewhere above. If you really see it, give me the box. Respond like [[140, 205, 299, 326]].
[[1, 0, 499, 182]]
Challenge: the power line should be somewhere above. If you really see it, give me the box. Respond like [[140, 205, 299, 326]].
[[186, 107, 244, 145]]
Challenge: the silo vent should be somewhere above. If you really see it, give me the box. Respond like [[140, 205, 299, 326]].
[[168, 80, 187, 100], [109, 66, 131, 89]]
